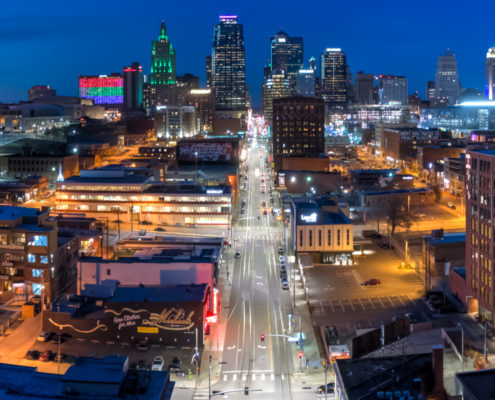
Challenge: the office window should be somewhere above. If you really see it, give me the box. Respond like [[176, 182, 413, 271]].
[[40, 256, 48, 264], [347, 229, 350, 246], [107, 269, 111, 276], [318, 230, 322, 247], [299, 230, 303, 247], [28, 235, 47, 247], [328, 230, 331, 246], [27, 254, 36, 263], [32, 269, 44, 278], [309, 230, 313, 246], [337, 230, 341, 246]]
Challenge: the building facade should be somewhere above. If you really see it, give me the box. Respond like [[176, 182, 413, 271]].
[[154, 105, 196, 139], [321, 48, 347, 107], [79, 74, 124, 106], [296, 69, 316, 97], [150, 21, 176, 107], [434, 50, 461, 106], [262, 72, 291, 124], [211, 15, 247, 111], [465, 149, 495, 326], [272, 96, 325, 169], [188, 89, 215, 133], [123, 62, 144, 110], [354, 72, 375, 104], [379, 75, 408, 105], [28, 85, 56, 101]]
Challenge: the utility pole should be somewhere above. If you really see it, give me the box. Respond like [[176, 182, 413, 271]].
[[208, 355, 212, 400]]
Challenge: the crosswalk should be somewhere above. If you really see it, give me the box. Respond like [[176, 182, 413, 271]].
[[193, 388, 209, 399]]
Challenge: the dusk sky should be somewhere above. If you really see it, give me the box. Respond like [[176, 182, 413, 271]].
[[1, 0, 494, 106]]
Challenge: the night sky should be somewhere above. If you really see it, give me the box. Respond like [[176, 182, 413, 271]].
[[1, 0, 494, 106]]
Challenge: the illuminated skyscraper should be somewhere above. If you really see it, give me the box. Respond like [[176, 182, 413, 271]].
[[434, 50, 460, 106], [262, 72, 291, 124], [211, 15, 247, 111], [123, 62, 143, 110], [321, 48, 347, 107], [486, 47, 495, 100], [270, 30, 303, 91], [150, 20, 176, 107], [79, 74, 123, 105], [378, 75, 408, 105], [296, 69, 316, 97]]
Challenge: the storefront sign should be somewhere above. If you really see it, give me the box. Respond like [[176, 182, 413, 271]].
[[138, 326, 159, 334], [206, 189, 223, 194], [300, 213, 317, 223]]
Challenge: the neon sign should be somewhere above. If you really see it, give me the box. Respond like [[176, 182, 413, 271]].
[[301, 213, 317, 223]]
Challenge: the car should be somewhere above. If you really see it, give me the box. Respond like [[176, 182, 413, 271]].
[[261, 201, 266, 207], [39, 350, 53, 362], [415, 213, 426, 218], [280, 269, 287, 278], [152, 356, 165, 371], [54, 352, 67, 363], [138, 220, 152, 225], [270, 198, 274, 203], [138, 229, 146, 236], [362, 278, 381, 286], [168, 357, 181, 373], [223, 240, 230, 246], [447, 202, 456, 210], [317, 383, 335, 394], [281, 277, 289, 290], [279, 255, 285, 263], [241, 209, 245, 214], [154, 227, 166, 232], [37, 331, 51, 342], [263, 209, 267, 215], [278, 247, 284, 254], [362, 230, 378, 238], [137, 340, 148, 351], [378, 242, 393, 250], [26, 349, 39, 360], [51, 334, 67, 344], [136, 360, 150, 370], [235, 251, 241, 259], [188, 223, 197, 228], [174, 223, 183, 227]]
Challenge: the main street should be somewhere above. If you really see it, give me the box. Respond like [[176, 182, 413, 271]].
[[195, 140, 318, 399]]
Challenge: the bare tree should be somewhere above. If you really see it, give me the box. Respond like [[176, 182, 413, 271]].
[[432, 184, 442, 203], [387, 197, 414, 234]]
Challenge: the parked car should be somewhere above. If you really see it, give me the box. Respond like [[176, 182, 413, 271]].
[[152, 356, 164, 371], [447, 202, 456, 210], [235, 251, 241, 259], [138, 229, 146, 236], [317, 383, 335, 394], [137, 340, 148, 351], [362, 278, 381, 286], [277, 247, 284, 254], [138, 220, 152, 225], [281, 277, 289, 290], [154, 227, 166, 232], [174, 223, 183, 227], [37, 331, 51, 342], [168, 357, 181, 373], [279, 255, 285, 263], [26, 349, 39, 360], [189, 223, 197, 228], [39, 350, 53, 362]]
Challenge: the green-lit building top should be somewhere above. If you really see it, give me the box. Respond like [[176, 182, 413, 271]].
[[150, 20, 176, 106]]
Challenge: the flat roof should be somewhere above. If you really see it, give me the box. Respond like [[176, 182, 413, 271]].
[[471, 149, 495, 156], [62, 175, 153, 184], [456, 368, 495, 399], [108, 284, 208, 303], [0, 205, 43, 220], [425, 232, 466, 245], [62, 355, 127, 384], [364, 187, 431, 196]]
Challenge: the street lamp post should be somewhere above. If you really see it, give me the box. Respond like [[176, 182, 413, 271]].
[[457, 322, 464, 371]]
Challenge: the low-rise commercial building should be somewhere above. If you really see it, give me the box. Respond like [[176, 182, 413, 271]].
[[55, 168, 232, 226], [0, 176, 48, 204], [277, 170, 342, 194], [289, 197, 353, 265], [362, 188, 434, 209]]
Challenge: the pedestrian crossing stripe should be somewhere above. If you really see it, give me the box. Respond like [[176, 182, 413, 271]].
[[215, 373, 286, 382]]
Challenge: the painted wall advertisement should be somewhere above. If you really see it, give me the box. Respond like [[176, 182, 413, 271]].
[[43, 301, 204, 346], [177, 141, 239, 163]]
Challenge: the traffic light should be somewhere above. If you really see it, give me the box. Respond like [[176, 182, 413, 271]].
[[260, 334, 265, 342], [244, 386, 249, 395], [298, 351, 303, 359]]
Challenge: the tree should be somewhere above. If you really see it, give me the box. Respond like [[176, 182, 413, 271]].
[[432, 184, 442, 203], [387, 197, 414, 234]]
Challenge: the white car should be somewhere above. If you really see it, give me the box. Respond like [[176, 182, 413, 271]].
[[152, 356, 164, 371], [37, 331, 51, 342], [279, 255, 285, 263]]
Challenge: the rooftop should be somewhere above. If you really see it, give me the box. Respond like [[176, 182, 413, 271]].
[[62, 355, 127, 385], [424, 232, 466, 245], [108, 284, 208, 303], [0, 205, 44, 220], [471, 149, 495, 156], [456, 368, 495, 400], [364, 187, 431, 196]]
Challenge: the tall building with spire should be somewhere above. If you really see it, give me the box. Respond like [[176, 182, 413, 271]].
[[270, 30, 303, 92], [150, 21, 176, 108], [211, 15, 247, 111], [434, 49, 461, 106], [486, 47, 495, 100]]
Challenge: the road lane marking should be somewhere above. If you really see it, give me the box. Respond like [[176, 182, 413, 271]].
[[281, 373, 285, 380], [233, 374, 237, 381], [252, 373, 256, 381], [358, 298, 366, 311], [271, 373, 275, 381], [368, 297, 376, 309], [261, 373, 265, 381], [377, 297, 386, 308], [223, 374, 228, 382]]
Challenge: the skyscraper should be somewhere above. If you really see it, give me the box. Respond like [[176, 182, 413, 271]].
[[378, 75, 408, 105], [206, 55, 212, 88], [150, 20, 176, 107], [270, 30, 303, 92], [262, 72, 291, 124], [486, 47, 495, 100], [211, 15, 247, 111], [426, 81, 436, 102], [434, 50, 461, 106], [296, 69, 316, 97], [354, 72, 374, 104], [320, 48, 347, 107], [123, 62, 144, 110]]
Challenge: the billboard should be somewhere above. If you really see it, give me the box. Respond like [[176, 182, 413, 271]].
[[383, 317, 410, 345], [177, 140, 239, 163], [351, 328, 381, 358]]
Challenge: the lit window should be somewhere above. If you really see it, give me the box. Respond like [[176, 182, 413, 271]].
[[27, 254, 36, 263], [40, 256, 48, 264], [32, 269, 44, 277], [28, 235, 47, 247]]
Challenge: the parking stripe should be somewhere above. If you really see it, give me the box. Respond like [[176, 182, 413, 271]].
[[358, 298, 366, 311], [223, 374, 228, 382], [233, 374, 237, 381]]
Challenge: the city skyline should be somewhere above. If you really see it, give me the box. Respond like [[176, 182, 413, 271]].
[[1, 0, 494, 106]]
